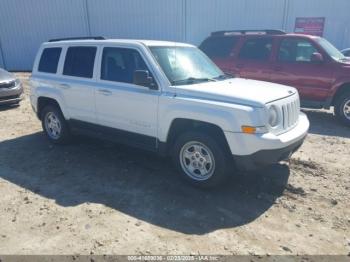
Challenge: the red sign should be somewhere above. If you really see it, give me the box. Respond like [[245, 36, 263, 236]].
[[294, 17, 325, 36]]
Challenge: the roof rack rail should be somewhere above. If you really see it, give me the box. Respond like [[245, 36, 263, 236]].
[[48, 36, 106, 42], [211, 30, 286, 36]]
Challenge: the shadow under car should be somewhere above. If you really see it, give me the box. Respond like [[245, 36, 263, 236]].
[[0, 132, 290, 235]]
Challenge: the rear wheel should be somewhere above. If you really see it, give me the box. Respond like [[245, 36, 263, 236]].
[[334, 91, 350, 126], [172, 131, 232, 188], [41, 105, 71, 144]]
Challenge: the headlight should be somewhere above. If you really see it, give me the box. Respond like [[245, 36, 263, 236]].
[[268, 105, 279, 127]]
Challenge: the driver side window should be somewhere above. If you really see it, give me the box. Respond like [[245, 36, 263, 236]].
[[101, 47, 150, 84], [278, 39, 318, 63]]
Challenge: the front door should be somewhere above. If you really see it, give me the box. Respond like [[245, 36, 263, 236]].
[[95, 46, 159, 150], [270, 38, 335, 103]]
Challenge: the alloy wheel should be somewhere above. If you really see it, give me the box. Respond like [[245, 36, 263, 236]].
[[44, 111, 62, 139], [179, 141, 215, 181]]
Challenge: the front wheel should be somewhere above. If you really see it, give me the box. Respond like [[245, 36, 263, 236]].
[[172, 131, 232, 188], [334, 91, 350, 126], [41, 105, 71, 144]]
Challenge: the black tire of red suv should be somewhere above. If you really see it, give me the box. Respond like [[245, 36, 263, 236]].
[[334, 91, 350, 126], [41, 105, 71, 144], [172, 131, 232, 188]]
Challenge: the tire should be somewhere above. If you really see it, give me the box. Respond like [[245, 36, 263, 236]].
[[41, 104, 71, 144], [334, 91, 350, 126], [172, 131, 232, 188]]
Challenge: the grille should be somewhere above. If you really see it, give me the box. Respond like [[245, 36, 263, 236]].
[[282, 98, 300, 130], [0, 94, 20, 101], [0, 80, 16, 89]]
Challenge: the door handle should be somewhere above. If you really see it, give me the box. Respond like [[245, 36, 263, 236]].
[[58, 83, 71, 89], [236, 64, 244, 69], [98, 89, 112, 96]]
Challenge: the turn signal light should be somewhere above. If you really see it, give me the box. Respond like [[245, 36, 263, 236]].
[[241, 126, 256, 134]]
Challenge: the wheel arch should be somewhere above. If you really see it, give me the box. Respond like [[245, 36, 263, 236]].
[[37, 96, 64, 120], [331, 82, 350, 106], [164, 118, 231, 155]]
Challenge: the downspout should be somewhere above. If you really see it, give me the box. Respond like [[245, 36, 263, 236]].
[[282, 0, 290, 32], [83, 0, 92, 36], [182, 0, 187, 42], [0, 36, 6, 69]]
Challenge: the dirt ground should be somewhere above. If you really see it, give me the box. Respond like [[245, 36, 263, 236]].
[[0, 73, 349, 255]]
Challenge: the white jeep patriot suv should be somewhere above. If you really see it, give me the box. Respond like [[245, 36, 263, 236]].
[[30, 37, 309, 187]]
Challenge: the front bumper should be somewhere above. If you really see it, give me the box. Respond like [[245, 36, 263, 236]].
[[225, 112, 309, 170], [233, 135, 305, 170], [0, 83, 23, 105]]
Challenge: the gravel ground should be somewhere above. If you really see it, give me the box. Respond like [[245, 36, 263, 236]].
[[0, 73, 349, 255]]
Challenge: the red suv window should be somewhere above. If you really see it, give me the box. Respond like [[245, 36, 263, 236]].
[[278, 39, 318, 62], [199, 36, 238, 59], [239, 38, 273, 61]]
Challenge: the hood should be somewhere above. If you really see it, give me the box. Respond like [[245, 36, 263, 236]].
[[0, 68, 15, 82], [174, 78, 297, 107]]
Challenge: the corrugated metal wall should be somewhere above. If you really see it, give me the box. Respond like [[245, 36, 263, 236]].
[[0, 0, 89, 71], [87, 0, 184, 41], [0, 0, 349, 70], [284, 0, 350, 49], [185, 0, 287, 45]]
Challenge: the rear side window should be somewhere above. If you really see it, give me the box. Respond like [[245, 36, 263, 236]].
[[199, 36, 238, 58], [63, 46, 97, 78], [38, 48, 62, 73], [239, 38, 273, 61]]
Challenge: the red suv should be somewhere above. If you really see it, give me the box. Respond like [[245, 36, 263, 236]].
[[199, 30, 350, 126]]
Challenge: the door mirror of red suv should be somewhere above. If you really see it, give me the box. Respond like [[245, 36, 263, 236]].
[[311, 52, 324, 63]]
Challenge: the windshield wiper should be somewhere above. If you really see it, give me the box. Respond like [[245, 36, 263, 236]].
[[172, 77, 217, 85], [214, 73, 234, 80]]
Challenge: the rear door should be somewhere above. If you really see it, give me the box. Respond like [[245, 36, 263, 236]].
[[233, 37, 274, 81], [199, 36, 239, 73], [60, 46, 98, 123], [270, 37, 335, 103]]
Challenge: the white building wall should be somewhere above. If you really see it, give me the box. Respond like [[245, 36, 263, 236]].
[[185, 0, 286, 45], [284, 0, 350, 49], [0, 0, 89, 71], [0, 0, 349, 70], [87, 0, 185, 42]]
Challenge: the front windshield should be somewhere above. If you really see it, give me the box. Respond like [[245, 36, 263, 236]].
[[150, 46, 228, 85], [316, 38, 346, 61]]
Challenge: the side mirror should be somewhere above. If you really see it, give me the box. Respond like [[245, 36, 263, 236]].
[[133, 70, 157, 89], [311, 52, 324, 63]]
